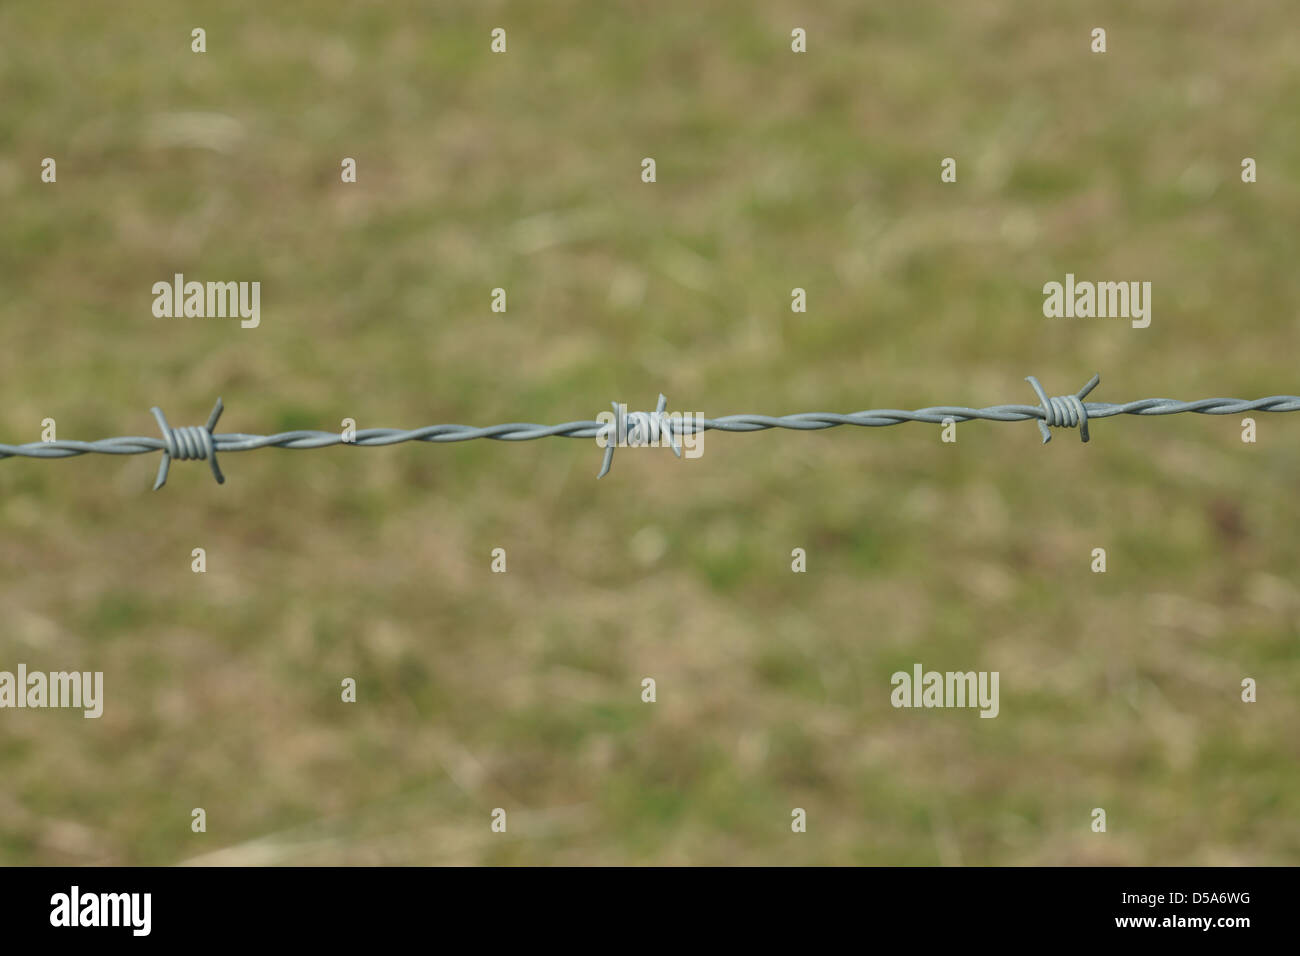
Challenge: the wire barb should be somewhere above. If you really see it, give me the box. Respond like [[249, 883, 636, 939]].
[[1025, 373, 1100, 444], [150, 398, 225, 490], [597, 393, 681, 479]]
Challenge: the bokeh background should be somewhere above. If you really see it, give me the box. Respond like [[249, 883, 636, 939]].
[[2, 1, 1298, 865]]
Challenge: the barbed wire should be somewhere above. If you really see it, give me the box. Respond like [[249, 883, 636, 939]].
[[1, 374, 1297, 489]]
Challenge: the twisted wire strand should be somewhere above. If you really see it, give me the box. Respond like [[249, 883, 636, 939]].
[[2, 374, 1298, 488]]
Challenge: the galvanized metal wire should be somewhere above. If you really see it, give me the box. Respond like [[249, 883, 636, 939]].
[[2, 374, 1297, 489]]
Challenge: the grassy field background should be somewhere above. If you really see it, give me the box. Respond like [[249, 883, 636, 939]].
[[2, 0, 1298, 864]]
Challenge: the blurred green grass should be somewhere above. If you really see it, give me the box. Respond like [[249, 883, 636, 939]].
[[1, 0, 1299, 864]]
